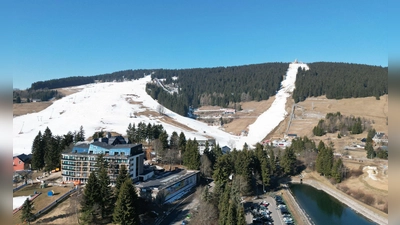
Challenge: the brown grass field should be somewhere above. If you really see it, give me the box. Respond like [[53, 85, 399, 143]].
[[13, 87, 82, 117], [13, 183, 74, 225], [221, 96, 276, 135]]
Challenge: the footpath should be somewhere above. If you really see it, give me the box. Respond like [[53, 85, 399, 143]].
[[289, 176, 388, 225]]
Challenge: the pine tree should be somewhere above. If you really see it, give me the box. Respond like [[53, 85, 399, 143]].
[[178, 132, 187, 154], [183, 139, 200, 170], [281, 147, 296, 175], [261, 159, 270, 191], [236, 205, 246, 225], [268, 148, 276, 175], [96, 154, 113, 219], [113, 179, 140, 225], [115, 165, 128, 201], [367, 146, 376, 159], [80, 172, 100, 223], [20, 198, 35, 225], [31, 131, 45, 170], [218, 185, 231, 225], [323, 147, 334, 176], [227, 201, 237, 225], [146, 123, 154, 143], [159, 130, 169, 150], [331, 158, 343, 183], [126, 123, 137, 143], [212, 154, 233, 184], [170, 131, 179, 151], [77, 125, 85, 141]]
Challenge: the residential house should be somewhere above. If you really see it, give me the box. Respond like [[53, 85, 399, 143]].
[[373, 132, 388, 144], [221, 146, 231, 154], [13, 154, 32, 171]]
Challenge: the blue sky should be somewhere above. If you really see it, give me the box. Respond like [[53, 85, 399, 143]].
[[2, 1, 387, 89]]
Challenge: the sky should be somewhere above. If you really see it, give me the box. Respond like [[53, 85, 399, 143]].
[[2, 1, 387, 89]]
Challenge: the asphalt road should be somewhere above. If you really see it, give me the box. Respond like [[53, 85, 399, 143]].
[[159, 190, 197, 225]]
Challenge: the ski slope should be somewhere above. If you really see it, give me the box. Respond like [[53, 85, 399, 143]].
[[13, 62, 308, 156]]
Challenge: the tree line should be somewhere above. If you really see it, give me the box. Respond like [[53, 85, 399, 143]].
[[31, 126, 85, 172], [293, 62, 388, 103], [313, 112, 372, 136], [13, 89, 63, 103], [29, 69, 152, 90], [146, 63, 287, 116]]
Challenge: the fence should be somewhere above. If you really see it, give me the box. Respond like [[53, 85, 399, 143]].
[[13, 183, 28, 193], [34, 187, 78, 219]]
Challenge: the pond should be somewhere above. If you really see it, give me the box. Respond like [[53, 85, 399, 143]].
[[289, 183, 376, 225]]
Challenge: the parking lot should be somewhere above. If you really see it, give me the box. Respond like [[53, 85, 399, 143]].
[[245, 194, 296, 225]]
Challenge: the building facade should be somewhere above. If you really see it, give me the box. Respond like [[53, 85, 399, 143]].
[[61, 142, 144, 184], [13, 154, 32, 171], [197, 139, 216, 155], [136, 169, 200, 203]]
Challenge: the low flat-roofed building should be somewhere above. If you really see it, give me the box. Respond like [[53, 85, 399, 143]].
[[136, 169, 200, 203]]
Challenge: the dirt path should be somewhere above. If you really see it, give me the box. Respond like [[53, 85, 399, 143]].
[[290, 176, 388, 225]]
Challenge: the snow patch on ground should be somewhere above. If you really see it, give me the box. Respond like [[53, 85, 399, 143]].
[[245, 63, 309, 145], [13, 196, 30, 210], [363, 166, 378, 181]]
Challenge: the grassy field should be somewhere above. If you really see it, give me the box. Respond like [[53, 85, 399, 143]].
[[13, 183, 74, 225]]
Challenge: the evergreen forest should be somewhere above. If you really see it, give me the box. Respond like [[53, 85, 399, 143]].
[[293, 62, 387, 102], [20, 62, 387, 117]]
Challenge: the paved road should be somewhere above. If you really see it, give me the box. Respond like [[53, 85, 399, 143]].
[[159, 190, 197, 225]]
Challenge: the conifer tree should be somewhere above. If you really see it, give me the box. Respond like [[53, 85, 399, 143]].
[[80, 172, 100, 224], [281, 147, 296, 175], [115, 165, 128, 201], [20, 198, 34, 225], [213, 154, 233, 184], [96, 154, 113, 219], [331, 158, 343, 183], [268, 148, 276, 175], [170, 131, 179, 150], [31, 131, 45, 170], [159, 130, 169, 150], [178, 132, 187, 154], [236, 205, 246, 225], [218, 185, 231, 225], [113, 179, 140, 225], [261, 159, 270, 191], [76, 125, 85, 142], [146, 123, 154, 143], [183, 139, 200, 170], [227, 202, 237, 225]]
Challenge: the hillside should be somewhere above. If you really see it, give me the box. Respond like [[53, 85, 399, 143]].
[[13, 62, 308, 156], [293, 62, 387, 102]]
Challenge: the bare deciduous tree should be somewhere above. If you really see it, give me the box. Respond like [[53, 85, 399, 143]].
[[200, 155, 213, 179]]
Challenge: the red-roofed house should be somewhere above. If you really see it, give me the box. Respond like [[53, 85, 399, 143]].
[[13, 154, 32, 171]]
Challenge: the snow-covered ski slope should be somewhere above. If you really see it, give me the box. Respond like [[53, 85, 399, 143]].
[[13, 62, 308, 156]]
